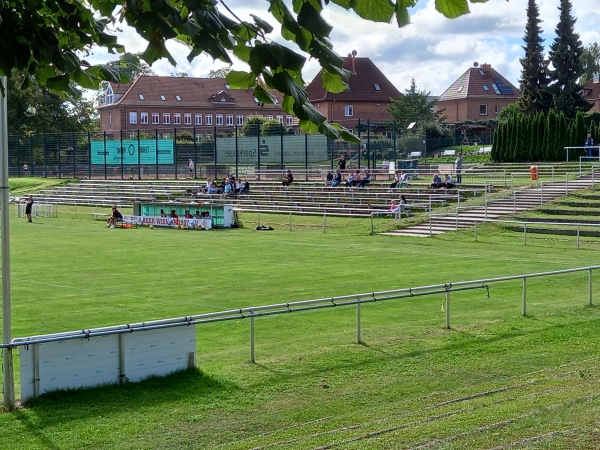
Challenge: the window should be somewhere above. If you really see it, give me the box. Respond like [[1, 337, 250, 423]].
[[141, 112, 149, 124], [163, 133, 171, 139], [195, 134, 203, 143], [237, 114, 244, 126], [138, 94, 145, 100], [276, 115, 283, 123], [129, 132, 136, 139], [104, 84, 114, 105], [109, 113, 112, 125], [216, 114, 223, 125], [374, 83, 381, 91], [184, 113, 192, 125], [494, 105, 499, 114], [266, 115, 273, 120], [286, 115, 294, 126], [226, 114, 233, 126], [195, 113, 202, 125], [129, 112, 137, 124], [175, 95, 182, 101], [174, 113, 181, 125], [160, 95, 166, 101], [482, 85, 489, 91], [206, 114, 213, 126], [479, 104, 488, 116], [344, 105, 353, 117], [152, 113, 159, 125], [163, 113, 171, 125]]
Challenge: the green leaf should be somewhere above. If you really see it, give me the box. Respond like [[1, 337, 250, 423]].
[[350, 0, 395, 23], [250, 14, 274, 34], [226, 71, 256, 89], [435, 0, 470, 19], [321, 71, 347, 94], [396, 5, 411, 27], [73, 69, 99, 89], [297, 3, 333, 37], [46, 74, 70, 92], [271, 72, 308, 105], [254, 85, 277, 104]]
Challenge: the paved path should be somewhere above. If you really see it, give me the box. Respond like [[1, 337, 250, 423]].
[[383, 174, 598, 237]]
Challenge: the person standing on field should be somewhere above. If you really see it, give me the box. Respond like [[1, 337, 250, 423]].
[[25, 195, 33, 222], [455, 152, 463, 184]]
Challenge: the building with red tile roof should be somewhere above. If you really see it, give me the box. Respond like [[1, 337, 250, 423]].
[[583, 75, 600, 113], [436, 63, 521, 123], [98, 76, 293, 138], [305, 54, 401, 131]]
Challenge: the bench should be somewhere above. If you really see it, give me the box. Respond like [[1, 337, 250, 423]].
[[408, 151, 422, 158], [441, 150, 456, 157], [91, 213, 109, 220], [478, 147, 492, 154]]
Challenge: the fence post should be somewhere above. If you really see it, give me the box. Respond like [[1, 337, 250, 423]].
[[250, 313, 256, 363], [589, 269, 593, 307], [356, 298, 362, 344], [445, 289, 451, 329], [522, 277, 527, 316]]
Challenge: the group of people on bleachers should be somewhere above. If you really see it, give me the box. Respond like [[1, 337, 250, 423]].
[[324, 169, 371, 188], [429, 174, 455, 189], [198, 174, 250, 197]]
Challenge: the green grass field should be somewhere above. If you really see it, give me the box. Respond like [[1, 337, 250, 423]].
[[1, 198, 600, 449]]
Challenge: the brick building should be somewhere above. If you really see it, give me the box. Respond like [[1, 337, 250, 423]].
[[98, 76, 294, 139], [583, 75, 600, 112], [305, 54, 401, 131], [436, 63, 521, 123]]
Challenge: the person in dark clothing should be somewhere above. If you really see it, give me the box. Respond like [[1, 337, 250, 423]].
[[282, 170, 294, 186], [106, 206, 123, 228], [25, 195, 33, 222]]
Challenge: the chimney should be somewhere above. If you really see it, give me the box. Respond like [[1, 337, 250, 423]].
[[350, 50, 357, 75], [481, 63, 491, 71]]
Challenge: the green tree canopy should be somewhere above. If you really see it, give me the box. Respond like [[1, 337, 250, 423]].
[[1, 0, 490, 140], [387, 78, 445, 130], [580, 42, 600, 85], [547, 0, 591, 119], [518, 0, 552, 115]]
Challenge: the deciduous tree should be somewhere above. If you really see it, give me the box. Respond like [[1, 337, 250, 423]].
[[1, 0, 491, 140]]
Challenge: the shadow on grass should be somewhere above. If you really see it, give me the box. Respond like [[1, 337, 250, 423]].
[[14, 368, 238, 424]]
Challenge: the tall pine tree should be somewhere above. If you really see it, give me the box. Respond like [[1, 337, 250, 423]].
[[519, 0, 552, 115], [547, 0, 592, 119]]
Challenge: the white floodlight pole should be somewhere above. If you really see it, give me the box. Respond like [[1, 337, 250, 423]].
[[0, 76, 15, 409]]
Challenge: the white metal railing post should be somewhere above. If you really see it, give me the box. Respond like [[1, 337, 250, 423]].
[[456, 208, 459, 231], [522, 277, 527, 316], [589, 269, 593, 307], [429, 216, 433, 236], [356, 298, 362, 344], [445, 289, 451, 329], [250, 313, 255, 363], [370, 213, 374, 234]]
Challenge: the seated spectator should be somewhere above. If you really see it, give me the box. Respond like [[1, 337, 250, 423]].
[[389, 170, 401, 189], [207, 181, 219, 194], [221, 179, 233, 198], [325, 170, 333, 186], [282, 169, 294, 186], [399, 171, 409, 187], [345, 171, 355, 187], [160, 209, 166, 217], [331, 170, 342, 187], [106, 206, 123, 228], [241, 179, 250, 194], [430, 174, 443, 189], [399, 195, 407, 210], [389, 200, 400, 213], [234, 179, 243, 194], [442, 174, 455, 189], [358, 169, 371, 188], [185, 210, 193, 219]]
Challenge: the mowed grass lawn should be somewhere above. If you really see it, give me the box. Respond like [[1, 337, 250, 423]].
[[1, 208, 600, 449]]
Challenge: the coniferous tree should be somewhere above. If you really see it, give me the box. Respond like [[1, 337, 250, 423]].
[[534, 113, 545, 161], [519, 0, 552, 115], [544, 110, 557, 160], [570, 111, 586, 157], [555, 112, 568, 160], [547, 0, 592, 119]]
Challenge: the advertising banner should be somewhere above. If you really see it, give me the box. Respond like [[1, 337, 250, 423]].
[[90, 140, 174, 165]]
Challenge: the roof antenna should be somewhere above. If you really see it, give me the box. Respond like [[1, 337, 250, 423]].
[[351, 50, 357, 74]]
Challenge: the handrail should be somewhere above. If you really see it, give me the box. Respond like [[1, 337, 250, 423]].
[[5, 265, 598, 349]]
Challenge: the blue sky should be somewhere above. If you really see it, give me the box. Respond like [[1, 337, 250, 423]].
[[93, 0, 600, 96]]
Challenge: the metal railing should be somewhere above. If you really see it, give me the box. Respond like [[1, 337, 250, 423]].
[[3, 266, 598, 364]]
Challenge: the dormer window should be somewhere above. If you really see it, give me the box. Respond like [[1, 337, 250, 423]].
[[374, 83, 381, 91], [104, 84, 114, 105], [160, 95, 166, 101], [176, 95, 182, 101]]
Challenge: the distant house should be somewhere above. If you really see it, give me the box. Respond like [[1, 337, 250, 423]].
[[583, 75, 600, 112], [98, 76, 294, 140], [305, 55, 401, 132], [436, 63, 521, 123]]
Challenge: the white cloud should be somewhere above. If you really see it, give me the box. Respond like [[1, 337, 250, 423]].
[[89, 0, 600, 96]]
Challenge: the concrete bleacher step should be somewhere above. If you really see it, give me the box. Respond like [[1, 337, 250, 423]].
[[388, 175, 598, 237]]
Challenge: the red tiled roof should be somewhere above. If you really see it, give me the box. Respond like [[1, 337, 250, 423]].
[[100, 76, 283, 109], [306, 56, 401, 102], [438, 64, 520, 101], [584, 76, 600, 102]]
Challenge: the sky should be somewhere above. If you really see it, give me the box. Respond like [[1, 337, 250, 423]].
[[91, 0, 600, 97]]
